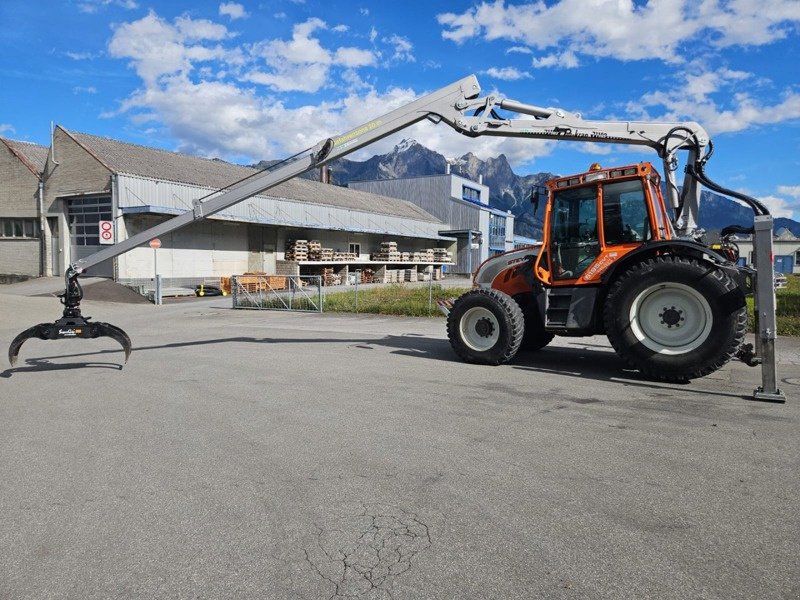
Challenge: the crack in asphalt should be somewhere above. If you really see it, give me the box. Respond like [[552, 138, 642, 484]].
[[302, 503, 431, 599]]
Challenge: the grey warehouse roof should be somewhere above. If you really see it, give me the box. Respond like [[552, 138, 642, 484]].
[[63, 128, 440, 223], [1, 138, 49, 175]]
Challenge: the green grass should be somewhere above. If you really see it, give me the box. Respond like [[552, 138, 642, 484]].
[[747, 274, 800, 336], [323, 276, 800, 337], [323, 284, 471, 317]]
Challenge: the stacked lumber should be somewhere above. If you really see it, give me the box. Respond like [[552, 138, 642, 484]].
[[333, 251, 357, 261], [285, 239, 308, 261], [404, 269, 418, 282], [358, 269, 375, 284], [411, 250, 435, 262]]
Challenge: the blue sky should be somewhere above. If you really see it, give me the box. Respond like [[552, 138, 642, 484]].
[[1, 0, 799, 218]]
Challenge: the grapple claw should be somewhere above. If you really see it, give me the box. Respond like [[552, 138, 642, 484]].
[[8, 324, 48, 367], [8, 267, 132, 367], [94, 322, 133, 363]]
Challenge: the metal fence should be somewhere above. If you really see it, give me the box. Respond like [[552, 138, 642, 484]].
[[231, 274, 323, 312]]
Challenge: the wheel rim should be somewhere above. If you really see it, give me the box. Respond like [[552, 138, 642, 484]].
[[629, 282, 713, 355], [460, 306, 500, 352]]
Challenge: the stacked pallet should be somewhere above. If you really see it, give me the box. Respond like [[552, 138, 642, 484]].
[[372, 241, 401, 261], [285, 239, 308, 261], [411, 250, 435, 262], [322, 267, 341, 286], [360, 269, 375, 284], [333, 251, 357, 261], [404, 269, 418, 282], [308, 241, 334, 261], [433, 248, 453, 262]]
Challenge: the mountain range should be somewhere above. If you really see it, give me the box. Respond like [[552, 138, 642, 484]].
[[256, 139, 800, 239]]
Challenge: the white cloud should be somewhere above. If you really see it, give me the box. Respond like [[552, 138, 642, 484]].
[[65, 51, 102, 61], [219, 2, 248, 20], [505, 46, 532, 55], [105, 10, 557, 166], [360, 8, 369, 16], [777, 185, 800, 198], [369, 27, 378, 43], [334, 47, 376, 68], [757, 195, 794, 218], [481, 67, 531, 80], [532, 50, 578, 69], [628, 69, 800, 136], [78, 0, 138, 13], [437, 0, 800, 63], [108, 11, 236, 85], [73, 86, 98, 94], [332, 24, 349, 33], [383, 34, 415, 63], [245, 18, 376, 92], [0, 124, 15, 136]]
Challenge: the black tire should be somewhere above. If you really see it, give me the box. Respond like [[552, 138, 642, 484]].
[[604, 256, 747, 382], [447, 288, 524, 365], [514, 294, 555, 352]]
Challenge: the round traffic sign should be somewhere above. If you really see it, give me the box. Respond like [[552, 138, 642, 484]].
[[100, 221, 113, 241], [149, 238, 162, 249]]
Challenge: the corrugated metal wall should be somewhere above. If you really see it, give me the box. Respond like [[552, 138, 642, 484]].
[[117, 174, 444, 240]]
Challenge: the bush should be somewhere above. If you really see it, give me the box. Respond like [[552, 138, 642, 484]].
[[747, 274, 800, 336]]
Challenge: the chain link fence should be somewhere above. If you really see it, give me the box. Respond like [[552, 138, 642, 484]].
[[231, 274, 323, 312]]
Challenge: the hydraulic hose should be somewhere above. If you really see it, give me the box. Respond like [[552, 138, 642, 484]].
[[660, 128, 771, 219]]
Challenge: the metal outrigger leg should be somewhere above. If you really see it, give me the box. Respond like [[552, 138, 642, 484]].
[[751, 216, 785, 402]]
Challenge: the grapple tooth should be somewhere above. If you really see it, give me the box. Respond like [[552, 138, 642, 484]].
[[94, 322, 132, 363], [8, 324, 47, 367]]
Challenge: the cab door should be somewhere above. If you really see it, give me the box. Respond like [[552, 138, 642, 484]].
[[540, 185, 601, 285]]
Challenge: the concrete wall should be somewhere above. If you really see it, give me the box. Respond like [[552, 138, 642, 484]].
[[0, 143, 42, 276], [116, 214, 249, 278]]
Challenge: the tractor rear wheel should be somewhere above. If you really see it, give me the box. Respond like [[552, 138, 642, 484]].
[[447, 288, 524, 365], [604, 256, 747, 381]]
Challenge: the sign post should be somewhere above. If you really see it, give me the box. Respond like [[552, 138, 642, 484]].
[[150, 238, 162, 305]]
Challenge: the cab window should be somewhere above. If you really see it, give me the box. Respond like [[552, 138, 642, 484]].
[[549, 186, 600, 280], [602, 180, 652, 245]]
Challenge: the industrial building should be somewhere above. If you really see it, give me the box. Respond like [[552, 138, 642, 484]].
[[2, 127, 480, 283], [349, 170, 516, 274], [0, 138, 48, 281]]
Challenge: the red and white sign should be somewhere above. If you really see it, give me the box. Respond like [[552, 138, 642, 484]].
[[149, 238, 162, 249], [99, 220, 114, 245]]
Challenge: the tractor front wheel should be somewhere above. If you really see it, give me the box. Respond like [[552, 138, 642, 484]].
[[447, 288, 524, 365], [604, 256, 747, 381]]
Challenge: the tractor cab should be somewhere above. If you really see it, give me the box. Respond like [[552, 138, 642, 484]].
[[535, 162, 673, 286]]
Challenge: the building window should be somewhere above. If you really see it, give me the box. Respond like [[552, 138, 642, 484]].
[[0, 218, 40, 239], [349, 243, 361, 256], [462, 185, 481, 202], [795, 250, 800, 266], [66, 196, 112, 246], [489, 213, 506, 251]]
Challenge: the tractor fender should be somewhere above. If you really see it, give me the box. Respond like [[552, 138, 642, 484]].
[[600, 240, 752, 295], [473, 245, 542, 297]]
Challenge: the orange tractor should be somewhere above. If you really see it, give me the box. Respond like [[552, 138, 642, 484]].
[[447, 161, 750, 383]]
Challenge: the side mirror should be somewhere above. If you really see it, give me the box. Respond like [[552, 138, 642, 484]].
[[531, 185, 547, 216]]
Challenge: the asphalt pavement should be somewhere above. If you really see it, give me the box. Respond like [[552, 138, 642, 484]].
[[0, 286, 798, 599]]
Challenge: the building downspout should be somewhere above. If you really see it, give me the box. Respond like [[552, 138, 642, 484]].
[[38, 178, 46, 277]]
